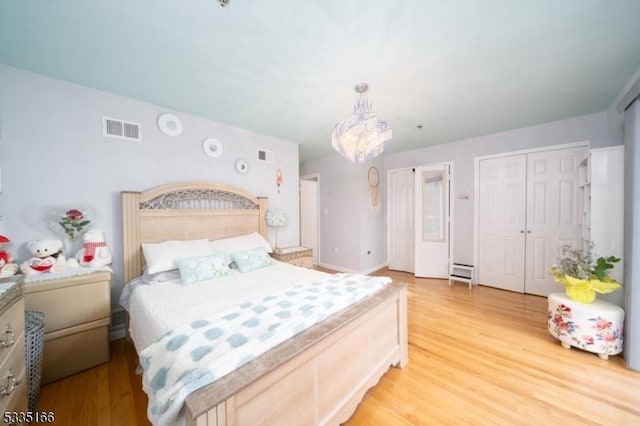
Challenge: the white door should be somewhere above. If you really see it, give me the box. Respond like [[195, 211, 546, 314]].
[[415, 164, 450, 278], [478, 155, 527, 292], [387, 169, 415, 273], [525, 146, 585, 296], [300, 178, 319, 264], [477, 146, 586, 295]]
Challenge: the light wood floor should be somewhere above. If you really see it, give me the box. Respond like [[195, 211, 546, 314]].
[[37, 269, 640, 425]]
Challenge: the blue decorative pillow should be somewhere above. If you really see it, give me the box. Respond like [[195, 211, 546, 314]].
[[177, 253, 231, 285], [230, 247, 273, 273]]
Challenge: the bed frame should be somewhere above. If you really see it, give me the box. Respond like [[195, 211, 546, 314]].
[[121, 182, 408, 425]]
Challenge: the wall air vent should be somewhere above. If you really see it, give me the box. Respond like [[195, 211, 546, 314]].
[[102, 116, 142, 141], [257, 149, 274, 163]]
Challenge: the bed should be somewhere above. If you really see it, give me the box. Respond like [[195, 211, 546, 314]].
[[121, 181, 408, 426]]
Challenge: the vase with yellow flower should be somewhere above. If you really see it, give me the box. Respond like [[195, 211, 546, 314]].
[[549, 243, 622, 304]]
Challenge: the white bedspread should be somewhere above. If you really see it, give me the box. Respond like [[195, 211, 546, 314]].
[[140, 272, 391, 426], [122, 261, 329, 352]]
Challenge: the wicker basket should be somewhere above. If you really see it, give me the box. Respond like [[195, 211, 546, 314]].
[[25, 311, 45, 412]]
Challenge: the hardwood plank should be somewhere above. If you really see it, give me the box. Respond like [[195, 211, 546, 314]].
[[37, 268, 640, 425]]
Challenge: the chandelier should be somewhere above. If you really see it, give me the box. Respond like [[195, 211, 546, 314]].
[[331, 83, 392, 162]]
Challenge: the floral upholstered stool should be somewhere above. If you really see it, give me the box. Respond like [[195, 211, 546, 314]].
[[547, 292, 624, 360]]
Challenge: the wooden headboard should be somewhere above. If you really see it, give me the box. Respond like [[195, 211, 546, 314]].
[[121, 182, 268, 283]]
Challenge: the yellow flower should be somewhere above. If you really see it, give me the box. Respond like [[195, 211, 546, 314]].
[[553, 274, 622, 303]]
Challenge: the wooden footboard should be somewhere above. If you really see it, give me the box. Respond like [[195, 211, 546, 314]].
[[185, 281, 408, 426]]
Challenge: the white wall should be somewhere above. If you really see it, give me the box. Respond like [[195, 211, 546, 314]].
[[300, 154, 386, 273], [359, 156, 386, 273], [385, 111, 615, 265], [0, 65, 301, 307], [303, 112, 615, 272], [300, 155, 360, 270]]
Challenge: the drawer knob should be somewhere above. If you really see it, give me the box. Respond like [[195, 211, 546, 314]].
[[0, 325, 15, 348], [0, 370, 21, 397]]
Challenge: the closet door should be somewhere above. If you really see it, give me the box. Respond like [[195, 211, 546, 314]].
[[524, 146, 586, 296], [478, 155, 527, 292], [478, 146, 586, 295]]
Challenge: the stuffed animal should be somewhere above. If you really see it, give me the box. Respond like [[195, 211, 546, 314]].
[[20, 239, 78, 275], [75, 229, 112, 268], [0, 235, 18, 278]]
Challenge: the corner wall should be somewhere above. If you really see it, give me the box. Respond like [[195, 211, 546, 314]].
[[623, 100, 640, 370]]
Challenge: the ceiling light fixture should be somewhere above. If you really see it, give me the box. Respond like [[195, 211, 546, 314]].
[[218, 0, 230, 7], [331, 83, 392, 163]]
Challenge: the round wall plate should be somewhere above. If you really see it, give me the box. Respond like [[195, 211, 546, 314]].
[[202, 138, 223, 158], [158, 113, 183, 136], [235, 159, 249, 174]]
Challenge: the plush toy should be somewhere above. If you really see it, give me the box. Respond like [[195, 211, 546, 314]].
[[20, 239, 78, 275], [0, 235, 18, 278], [75, 229, 112, 268]]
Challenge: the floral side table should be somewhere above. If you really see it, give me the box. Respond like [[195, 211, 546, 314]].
[[547, 292, 624, 360]]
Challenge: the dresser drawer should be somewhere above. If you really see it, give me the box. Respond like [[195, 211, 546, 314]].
[[24, 272, 110, 333], [42, 318, 110, 384], [0, 300, 25, 367], [289, 256, 313, 269], [2, 376, 28, 425], [0, 333, 26, 415]]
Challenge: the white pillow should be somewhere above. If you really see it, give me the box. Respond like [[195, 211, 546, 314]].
[[210, 232, 273, 265], [142, 238, 212, 274], [140, 268, 181, 284]]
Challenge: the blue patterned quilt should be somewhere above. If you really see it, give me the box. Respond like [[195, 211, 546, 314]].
[[140, 273, 391, 425]]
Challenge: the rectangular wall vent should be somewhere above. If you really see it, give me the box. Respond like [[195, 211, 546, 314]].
[[257, 149, 274, 163], [102, 116, 142, 141]]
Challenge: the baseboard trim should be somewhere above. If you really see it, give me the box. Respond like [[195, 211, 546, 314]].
[[110, 307, 127, 341], [109, 323, 126, 341], [318, 262, 388, 275], [361, 262, 388, 275]]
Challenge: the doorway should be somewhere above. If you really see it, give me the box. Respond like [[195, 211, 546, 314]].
[[387, 162, 454, 278], [300, 174, 319, 265], [387, 168, 415, 273]]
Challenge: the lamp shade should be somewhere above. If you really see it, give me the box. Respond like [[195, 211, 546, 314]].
[[265, 208, 287, 227]]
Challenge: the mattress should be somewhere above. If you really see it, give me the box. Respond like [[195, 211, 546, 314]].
[[125, 261, 329, 352]]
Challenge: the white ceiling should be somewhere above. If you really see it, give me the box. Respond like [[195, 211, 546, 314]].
[[1, 1, 639, 161]]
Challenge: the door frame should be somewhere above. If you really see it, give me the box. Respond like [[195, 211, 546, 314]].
[[473, 140, 589, 284], [300, 173, 320, 265]]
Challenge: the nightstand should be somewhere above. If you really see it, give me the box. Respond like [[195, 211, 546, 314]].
[[23, 271, 111, 384], [271, 247, 314, 269]]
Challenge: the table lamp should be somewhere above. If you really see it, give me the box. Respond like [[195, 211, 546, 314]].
[[265, 208, 287, 253]]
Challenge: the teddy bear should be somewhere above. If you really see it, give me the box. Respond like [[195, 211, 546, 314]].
[[0, 235, 18, 278], [20, 239, 78, 275], [75, 229, 112, 268]]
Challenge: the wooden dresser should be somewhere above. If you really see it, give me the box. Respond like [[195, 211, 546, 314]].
[[271, 247, 314, 269], [0, 276, 27, 417], [23, 271, 111, 384]]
